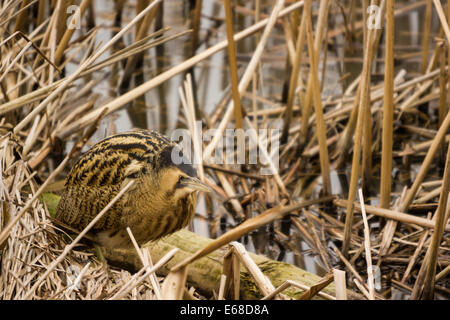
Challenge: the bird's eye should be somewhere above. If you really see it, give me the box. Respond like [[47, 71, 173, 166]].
[[177, 176, 184, 185]]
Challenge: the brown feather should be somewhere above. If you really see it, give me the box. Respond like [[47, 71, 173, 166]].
[[55, 129, 199, 248]]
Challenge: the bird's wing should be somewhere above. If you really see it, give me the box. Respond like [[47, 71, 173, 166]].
[[56, 148, 144, 232], [55, 183, 125, 231], [55, 129, 175, 232]]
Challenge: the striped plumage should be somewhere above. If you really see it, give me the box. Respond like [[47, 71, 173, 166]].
[[56, 129, 208, 248]]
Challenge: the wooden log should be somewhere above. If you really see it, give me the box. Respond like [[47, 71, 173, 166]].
[[41, 193, 361, 300]]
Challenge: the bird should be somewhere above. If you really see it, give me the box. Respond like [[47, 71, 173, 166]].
[[55, 129, 210, 248]]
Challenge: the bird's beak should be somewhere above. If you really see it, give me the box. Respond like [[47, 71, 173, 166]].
[[183, 177, 212, 193]]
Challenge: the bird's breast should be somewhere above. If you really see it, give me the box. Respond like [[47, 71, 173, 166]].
[[126, 193, 196, 245]]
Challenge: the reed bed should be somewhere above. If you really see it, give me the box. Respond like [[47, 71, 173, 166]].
[[0, 0, 449, 300]]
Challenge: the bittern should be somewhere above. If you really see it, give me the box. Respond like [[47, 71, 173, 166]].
[[55, 129, 210, 248]]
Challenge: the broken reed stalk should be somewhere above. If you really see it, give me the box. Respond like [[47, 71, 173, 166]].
[[299, 0, 330, 147], [283, 15, 296, 63], [55, 0, 67, 43], [297, 271, 333, 300], [358, 189, 375, 300], [420, 143, 450, 299], [353, 278, 371, 300], [191, 0, 203, 55], [380, 0, 394, 209], [375, 0, 396, 267], [319, 21, 329, 91], [224, 0, 243, 129], [230, 242, 279, 299], [126, 227, 162, 300], [334, 199, 450, 232], [303, 209, 331, 270], [332, 247, 372, 296], [448, 0, 450, 138], [433, 0, 450, 45], [218, 274, 227, 300], [305, 4, 331, 196], [162, 266, 189, 300], [35, 0, 45, 26], [135, 0, 149, 32], [281, 0, 308, 143], [401, 226, 430, 283], [13, 0, 34, 32], [342, 21, 377, 257], [420, 0, 432, 74], [179, 73, 204, 180], [361, 63, 373, 183], [362, 0, 368, 50], [222, 247, 241, 299], [333, 269, 347, 300], [251, 0, 261, 130], [363, 0, 387, 182], [335, 83, 361, 168], [438, 41, 447, 162], [23, 180, 135, 300]]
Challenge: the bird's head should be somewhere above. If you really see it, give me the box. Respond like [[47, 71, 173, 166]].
[[150, 145, 211, 204], [158, 166, 211, 200]]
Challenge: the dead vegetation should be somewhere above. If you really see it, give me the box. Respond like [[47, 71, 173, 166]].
[[0, 0, 449, 300]]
